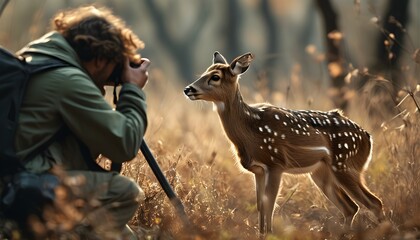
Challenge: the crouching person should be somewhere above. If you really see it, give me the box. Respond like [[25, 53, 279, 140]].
[[10, 5, 150, 239]]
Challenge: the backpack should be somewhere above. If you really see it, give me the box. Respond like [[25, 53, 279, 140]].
[[0, 46, 122, 174], [0, 46, 68, 177], [0, 46, 69, 226]]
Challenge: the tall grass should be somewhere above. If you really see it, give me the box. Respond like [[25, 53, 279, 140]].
[[121, 67, 419, 239], [1, 67, 418, 240]]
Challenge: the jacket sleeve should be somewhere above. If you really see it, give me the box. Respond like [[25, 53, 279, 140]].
[[58, 69, 147, 163]]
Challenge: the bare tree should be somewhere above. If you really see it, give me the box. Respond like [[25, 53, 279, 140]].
[[143, 0, 211, 82], [258, 0, 281, 89], [224, 0, 241, 60], [373, 0, 410, 94], [0, 0, 9, 17], [315, 0, 348, 110]]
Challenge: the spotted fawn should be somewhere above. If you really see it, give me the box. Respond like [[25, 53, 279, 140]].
[[184, 52, 384, 234]]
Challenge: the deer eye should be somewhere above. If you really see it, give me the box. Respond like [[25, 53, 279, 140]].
[[210, 75, 220, 81]]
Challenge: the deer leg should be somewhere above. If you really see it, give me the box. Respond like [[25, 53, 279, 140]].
[[263, 169, 282, 233], [333, 170, 384, 221], [252, 166, 267, 234], [310, 163, 359, 226]]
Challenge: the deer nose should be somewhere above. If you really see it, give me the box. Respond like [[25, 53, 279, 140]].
[[183, 86, 197, 95]]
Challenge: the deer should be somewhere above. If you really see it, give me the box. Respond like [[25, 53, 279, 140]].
[[183, 52, 385, 234]]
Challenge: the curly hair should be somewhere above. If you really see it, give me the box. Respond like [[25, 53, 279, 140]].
[[52, 5, 144, 64]]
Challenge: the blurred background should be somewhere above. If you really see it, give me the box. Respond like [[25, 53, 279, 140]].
[[1, 0, 419, 101]]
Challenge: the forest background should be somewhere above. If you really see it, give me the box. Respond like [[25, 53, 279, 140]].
[[1, 0, 419, 239]]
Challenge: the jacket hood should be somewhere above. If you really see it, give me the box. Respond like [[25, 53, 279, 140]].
[[17, 31, 82, 69]]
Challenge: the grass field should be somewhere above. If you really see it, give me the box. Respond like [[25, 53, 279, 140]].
[[122, 69, 420, 239], [0, 1, 419, 239], [0, 57, 418, 240]]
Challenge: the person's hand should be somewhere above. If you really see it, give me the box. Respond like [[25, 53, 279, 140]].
[[121, 58, 150, 89]]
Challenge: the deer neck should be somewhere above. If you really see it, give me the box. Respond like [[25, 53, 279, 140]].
[[215, 87, 253, 146]]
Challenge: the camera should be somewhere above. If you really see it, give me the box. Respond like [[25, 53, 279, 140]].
[[108, 63, 124, 86], [108, 62, 142, 86]]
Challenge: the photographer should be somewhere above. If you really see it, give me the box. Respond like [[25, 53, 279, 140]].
[[13, 5, 149, 239]]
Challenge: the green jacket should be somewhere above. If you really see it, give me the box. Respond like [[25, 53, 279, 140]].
[[15, 32, 148, 172]]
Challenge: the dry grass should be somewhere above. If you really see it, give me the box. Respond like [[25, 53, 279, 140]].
[[1, 65, 418, 240], [119, 67, 420, 239]]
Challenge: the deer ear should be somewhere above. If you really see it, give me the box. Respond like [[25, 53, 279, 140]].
[[213, 51, 228, 64], [230, 52, 254, 75]]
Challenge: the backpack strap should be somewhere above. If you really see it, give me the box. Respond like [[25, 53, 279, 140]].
[[76, 139, 109, 172], [23, 56, 69, 75]]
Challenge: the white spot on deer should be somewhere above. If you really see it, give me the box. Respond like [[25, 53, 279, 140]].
[[338, 143, 342, 149], [317, 118, 322, 125], [274, 114, 280, 120], [268, 145, 272, 150], [344, 143, 349, 149], [311, 118, 316, 124], [259, 127, 263, 132], [264, 125, 272, 133], [281, 134, 286, 139], [283, 121, 288, 126], [214, 102, 225, 112], [274, 132, 278, 136], [300, 146, 331, 156]]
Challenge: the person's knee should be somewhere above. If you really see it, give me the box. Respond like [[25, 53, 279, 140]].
[[113, 175, 145, 204], [127, 179, 145, 204]]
